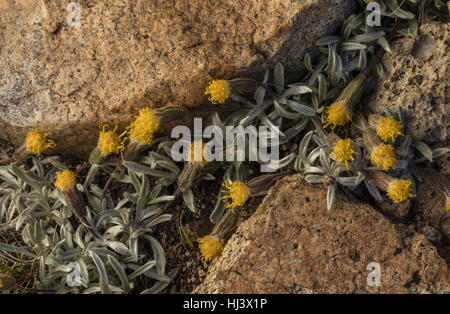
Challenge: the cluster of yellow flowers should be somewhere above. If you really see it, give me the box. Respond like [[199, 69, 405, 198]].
[[24, 107, 161, 161]]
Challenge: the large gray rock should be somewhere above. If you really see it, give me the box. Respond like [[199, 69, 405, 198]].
[[0, 0, 355, 158], [367, 22, 449, 142], [195, 174, 450, 294]]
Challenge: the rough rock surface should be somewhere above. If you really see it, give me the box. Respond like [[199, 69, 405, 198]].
[[0, 0, 354, 158], [195, 174, 450, 294], [367, 22, 449, 142]]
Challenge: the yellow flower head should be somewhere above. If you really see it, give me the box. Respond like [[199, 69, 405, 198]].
[[25, 129, 55, 155], [324, 101, 352, 129], [376, 117, 403, 142], [128, 108, 160, 144], [370, 143, 397, 171], [387, 179, 415, 203], [97, 125, 126, 156], [332, 138, 357, 167], [204, 80, 230, 104], [54, 170, 76, 192], [221, 181, 250, 209], [445, 198, 450, 212], [187, 141, 207, 164], [197, 235, 223, 263]]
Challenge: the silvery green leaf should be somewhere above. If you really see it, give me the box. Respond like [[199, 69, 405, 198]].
[[140, 206, 161, 222], [351, 31, 385, 43], [274, 100, 303, 120], [106, 241, 130, 256], [343, 24, 353, 39], [124, 161, 173, 179], [145, 214, 172, 229], [148, 195, 176, 205], [202, 173, 216, 180], [288, 101, 316, 117], [319, 149, 331, 172], [94, 210, 120, 228], [263, 69, 270, 85], [274, 62, 284, 94], [78, 258, 89, 286], [431, 148, 450, 158], [74, 225, 86, 249], [317, 74, 327, 103], [0, 243, 36, 258], [299, 130, 314, 158], [148, 184, 163, 200], [327, 184, 337, 210], [105, 225, 124, 238], [32, 158, 45, 178], [376, 63, 385, 77], [210, 197, 226, 224], [145, 235, 166, 275], [305, 174, 323, 184], [253, 86, 266, 107], [155, 160, 180, 175], [385, 0, 415, 19], [140, 268, 178, 294], [84, 164, 99, 188], [412, 140, 433, 161], [90, 250, 111, 294], [108, 255, 130, 292], [315, 35, 342, 46], [55, 249, 82, 262], [181, 189, 196, 213], [136, 174, 149, 218], [377, 37, 392, 53], [364, 180, 383, 202], [10, 165, 42, 192], [264, 153, 295, 171], [260, 114, 285, 137], [129, 237, 139, 262], [280, 119, 309, 142], [43, 157, 68, 170], [358, 49, 367, 69], [282, 85, 313, 97], [0, 168, 19, 187], [128, 260, 157, 280], [341, 41, 367, 51], [343, 57, 359, 73], [39, 256, 46, 285], [304, 166, 326, 174]]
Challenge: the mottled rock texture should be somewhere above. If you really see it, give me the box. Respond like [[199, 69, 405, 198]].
[[195, 174, 450, 294], [367, 22, 449, 143], [0, 0, 355, 158]]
